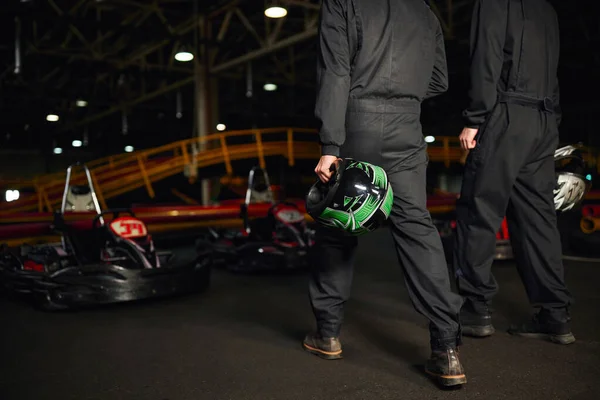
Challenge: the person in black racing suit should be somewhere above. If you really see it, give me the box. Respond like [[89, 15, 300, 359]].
[[304, 0, 466, 387], [454, 0, 575, 345]]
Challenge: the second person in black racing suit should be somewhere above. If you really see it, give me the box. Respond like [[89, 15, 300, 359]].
[[305, 0, 466, 387], [454, 0, 575, 345]]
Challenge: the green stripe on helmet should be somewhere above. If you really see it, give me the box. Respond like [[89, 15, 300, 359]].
[[352, 193, 381, 225], [371, 165, 387, 189], [380, 183, 394, 218]]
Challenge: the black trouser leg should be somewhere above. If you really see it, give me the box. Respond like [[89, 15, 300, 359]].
[[387, 162, 463, 350], [308, 160, 462, 349], [506, 137, 572, 322], [453, 105, 524, 311], [454, 105, 571, 320], [308, 226, 358, 338]]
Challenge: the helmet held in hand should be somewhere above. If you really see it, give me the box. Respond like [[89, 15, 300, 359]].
[[306, 158, 394, 235]]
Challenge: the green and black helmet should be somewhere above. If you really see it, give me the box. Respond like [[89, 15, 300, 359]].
[[305, 158, 394, 235]]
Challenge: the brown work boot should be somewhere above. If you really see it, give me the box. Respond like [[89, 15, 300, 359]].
[[302, 332, 343, 360], [424, 348, 467, 387]]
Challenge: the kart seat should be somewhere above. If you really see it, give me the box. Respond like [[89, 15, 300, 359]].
[[53, 213, 104, 264], [248, 216, 275, 241], [64, 185, 96, 212], [65, 227, 104, 264], [71, 185, 91, 195], [248, 189, 272, 204]]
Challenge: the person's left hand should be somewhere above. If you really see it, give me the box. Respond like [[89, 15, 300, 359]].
[[315, 155, 339, 183]]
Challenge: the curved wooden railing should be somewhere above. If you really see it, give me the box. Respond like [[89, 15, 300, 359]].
[[7, 126, 595, 216]]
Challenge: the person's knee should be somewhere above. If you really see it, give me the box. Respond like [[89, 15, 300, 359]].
[[390, 217, 442, 243], [391, 207, 435, 227]]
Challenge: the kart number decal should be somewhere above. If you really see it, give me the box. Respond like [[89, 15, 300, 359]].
[[110, 217, 148, 238], [275, 209, 304, 223]]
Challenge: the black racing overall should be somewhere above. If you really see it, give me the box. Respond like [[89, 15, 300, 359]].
[[454, 0, 572, 323], [311, 0, 463, 352]]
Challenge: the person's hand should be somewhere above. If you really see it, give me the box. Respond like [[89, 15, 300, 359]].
[[315, 155, 339, 183], [459, 127, 479, 151]]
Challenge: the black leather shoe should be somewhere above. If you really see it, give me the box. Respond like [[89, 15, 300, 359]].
[[460, 302, 495, 338], [302, 332, 343, 360], [424, 348, 467, 387], [508, 312, 575, 345]]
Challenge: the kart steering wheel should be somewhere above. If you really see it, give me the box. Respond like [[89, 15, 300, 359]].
[[92, 208, 136, 229]]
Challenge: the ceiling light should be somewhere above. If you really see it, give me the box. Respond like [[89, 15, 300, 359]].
[[263, 83, 278, 91], [72, 140, 82, 148], [216, 123, 226, 131], [5, 190, 20, 202], [425, 136, 435, 143], [124, 145, 134, 153], [53, 147, 63, 155], [76, 100, 88, 107], [174, 51, 194, 62], [46, 114, 59, 122], [265, 6, 287, 18]]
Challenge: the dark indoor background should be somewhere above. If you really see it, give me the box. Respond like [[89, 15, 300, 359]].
[[0, 0, 597, 171]]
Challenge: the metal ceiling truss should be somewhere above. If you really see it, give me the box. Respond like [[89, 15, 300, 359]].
[[3, 0, 320, 135], [14, 0, 594, 145]]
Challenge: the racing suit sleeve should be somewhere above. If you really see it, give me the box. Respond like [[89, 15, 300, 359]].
[[425, 20, 449, 100], [314, 0, 351, 157], [462, 0, 509, 128]]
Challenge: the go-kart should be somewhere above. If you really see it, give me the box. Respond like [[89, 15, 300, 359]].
[[197, 167, 315, 273], [0, 163, 211, 310]]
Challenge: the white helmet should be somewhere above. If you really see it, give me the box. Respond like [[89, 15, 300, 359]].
[[554, 145, 591, 212]]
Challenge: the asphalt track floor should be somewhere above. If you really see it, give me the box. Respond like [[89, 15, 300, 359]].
[[1, 229, 599, 400]]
